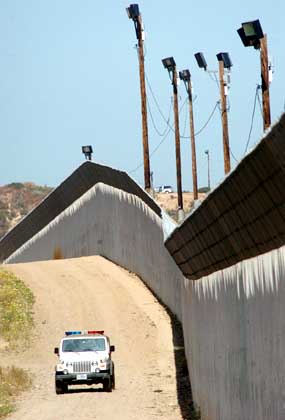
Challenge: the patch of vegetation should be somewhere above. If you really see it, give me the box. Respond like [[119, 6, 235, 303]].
[[0, 269, 34, 418], [0, 366, 32, 418], [198, 186, 210, 193], [0, 182, 53, 239], [7, 183, 24, 190], [0, 269, 34, 347]]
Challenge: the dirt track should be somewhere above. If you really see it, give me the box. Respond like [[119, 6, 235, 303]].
[[3, 256, 187, 420]]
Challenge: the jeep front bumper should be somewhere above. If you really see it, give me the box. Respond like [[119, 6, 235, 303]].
[[55, 371, 111, 385]]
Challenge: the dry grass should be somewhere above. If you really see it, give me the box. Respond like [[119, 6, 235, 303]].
[[0, 268, 34, 418], [0, 366, 32, 418]]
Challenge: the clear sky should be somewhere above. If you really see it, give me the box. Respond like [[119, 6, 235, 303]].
[[0, 0, 284, 191]]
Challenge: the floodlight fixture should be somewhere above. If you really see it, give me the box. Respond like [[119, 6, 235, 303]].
[[194, 52, 207, 70], [179, 69, 191, 81], [162, 57, 176, 71], [126, 4, 140, 21], [82, 145, 93, 161], [237, 19, 264, 49], [216, 52, 233, 69]]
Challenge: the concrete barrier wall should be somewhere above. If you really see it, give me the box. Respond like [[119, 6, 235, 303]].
[[181, 245, 285, 420], [5, 183, 183, 321]]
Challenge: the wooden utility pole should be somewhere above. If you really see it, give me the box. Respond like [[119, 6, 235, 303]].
[[218, 60, 231, 174], [172, 68, 183, 211], [185, 78, 198, 200], [137, 14, 151, 191], [260, 35, 271, 131]]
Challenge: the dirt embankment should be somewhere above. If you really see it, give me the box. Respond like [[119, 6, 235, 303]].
[[2, 256, 191, 420]]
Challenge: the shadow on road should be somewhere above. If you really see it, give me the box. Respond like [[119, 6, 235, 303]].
[[169, 314, 199, 420], [141, 280, 199, 420], [67, 386, 105, 394]]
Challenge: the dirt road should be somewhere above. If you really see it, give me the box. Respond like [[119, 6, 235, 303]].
[[3, 256, 187, 420]]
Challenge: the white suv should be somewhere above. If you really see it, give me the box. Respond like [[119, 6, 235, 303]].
[[54, 330, 115, 394], [160, 185, 173, 193]]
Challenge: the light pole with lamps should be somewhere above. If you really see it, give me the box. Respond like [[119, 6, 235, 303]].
[[126, 4, 151, 191], [179, 69, 198, 201], [237, 19, 271, 131], [162, 57, 184, 218], [194, 52, 232, 175], [216, 52, 232, 174]]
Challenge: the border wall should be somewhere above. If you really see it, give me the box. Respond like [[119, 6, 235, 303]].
[[3, 115, 285, 419], [5, 183, 183, 322], [166, 114, 285, 280], [0, 161, 161, 263], [181, 246, 285, 419], [166, 114, 285, 420]]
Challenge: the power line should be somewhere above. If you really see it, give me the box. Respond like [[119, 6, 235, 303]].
[[230, 148, 239, 163], [194, 101, 219, 136], [145, 73, 171, 126], [182, 96, 188, 137], [150, 127, 172, 158], [146, 95, 171, 137], [129, 126, 172, 174], [256, 86, 263, 117], [207, 71, 220, 90], [244, 86, 259, 155], [145, 73, 190, 138]]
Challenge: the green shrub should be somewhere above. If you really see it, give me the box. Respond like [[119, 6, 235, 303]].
[[0, 269, 34, 347], [7, 183, 24, 190]]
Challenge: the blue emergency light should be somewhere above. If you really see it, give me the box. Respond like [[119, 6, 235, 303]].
[[65, 331, 82, 336]]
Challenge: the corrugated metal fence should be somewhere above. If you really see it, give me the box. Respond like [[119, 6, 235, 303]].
[[0, 162, 161, 262], [166, 114, 285, 279]]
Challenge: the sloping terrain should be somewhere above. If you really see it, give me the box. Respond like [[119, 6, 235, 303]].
[[0, 183, 52, 238], [2, 256, 186, 420]]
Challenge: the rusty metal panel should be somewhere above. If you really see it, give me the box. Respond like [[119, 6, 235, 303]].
[[166, 113, 285, 279]]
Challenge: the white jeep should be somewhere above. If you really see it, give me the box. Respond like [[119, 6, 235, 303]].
[[54, 330, 115, 394]]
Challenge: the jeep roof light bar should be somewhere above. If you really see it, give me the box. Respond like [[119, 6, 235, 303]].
[[65, 330, 105, 336]]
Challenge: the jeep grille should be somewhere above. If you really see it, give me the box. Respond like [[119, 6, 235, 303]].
[[73, 361, 92, 373]]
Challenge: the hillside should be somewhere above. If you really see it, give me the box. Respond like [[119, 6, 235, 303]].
[[0, 182, 53, 239]]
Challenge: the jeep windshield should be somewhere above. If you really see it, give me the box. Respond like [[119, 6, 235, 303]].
[[62, 338, 106, 352]]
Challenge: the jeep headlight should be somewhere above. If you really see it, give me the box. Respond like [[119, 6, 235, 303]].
[[56, 363, 64, 371]]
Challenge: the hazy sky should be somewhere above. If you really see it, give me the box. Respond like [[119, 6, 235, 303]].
[[0, 0, 284, 191]]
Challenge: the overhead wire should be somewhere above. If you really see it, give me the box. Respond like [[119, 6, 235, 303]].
[[244, 85, 259, 155], [256, 86, 263, 117], [129, 126, 172, 174], [182, 96, 188, 137], [194, 101, 219, 136], [146, 95, 171, 137], [130, 46, 222, 174]]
